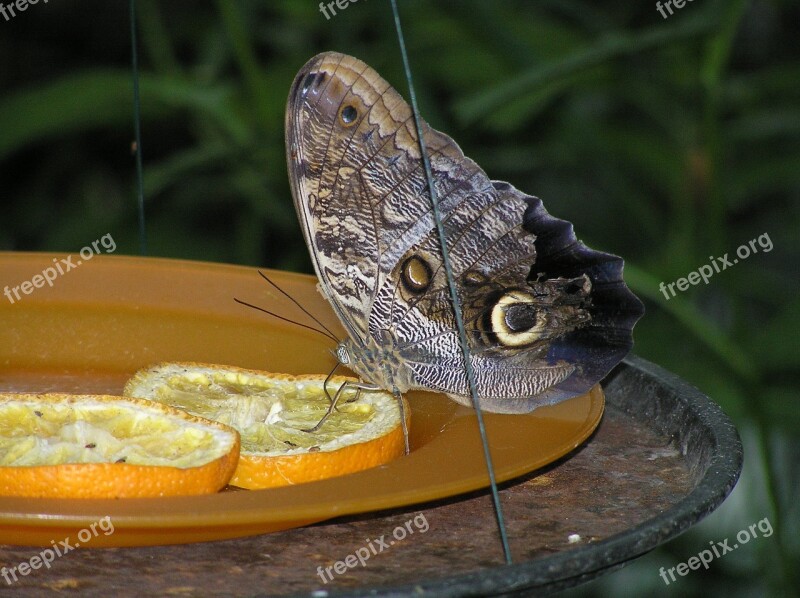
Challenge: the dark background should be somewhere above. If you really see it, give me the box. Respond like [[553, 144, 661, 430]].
[[1, 0, 797, 595]]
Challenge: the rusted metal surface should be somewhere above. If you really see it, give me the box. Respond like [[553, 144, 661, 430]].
[[0, 406, 691, 595]]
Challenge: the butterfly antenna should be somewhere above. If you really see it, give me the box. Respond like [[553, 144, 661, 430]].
[[256, 270, 340, 341], [233, 297, 338, 343], [391, 0, 513, 565]]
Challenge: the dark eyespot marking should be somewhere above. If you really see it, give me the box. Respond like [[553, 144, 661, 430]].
[[489, 291, 543, 347], [400, 255, 432, 293], [504, 303, 538, 332], [340, 104, 358, 126]]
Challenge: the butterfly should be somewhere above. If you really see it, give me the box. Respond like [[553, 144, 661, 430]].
[[284, 51, 644, 418]]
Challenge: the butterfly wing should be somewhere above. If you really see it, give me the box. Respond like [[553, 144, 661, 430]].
[[286, 52, 643, 413]]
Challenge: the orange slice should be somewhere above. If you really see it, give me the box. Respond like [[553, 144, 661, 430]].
[[124, 363, 408, 489], [0, 394, 240, 499]]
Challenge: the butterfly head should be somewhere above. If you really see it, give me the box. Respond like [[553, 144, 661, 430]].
[[334, 341, 351, 366]]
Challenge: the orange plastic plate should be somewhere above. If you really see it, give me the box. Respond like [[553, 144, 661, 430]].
[[0, 253, 603, 547]]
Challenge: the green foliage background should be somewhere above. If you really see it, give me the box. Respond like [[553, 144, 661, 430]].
[[0, 0, 797, 595]]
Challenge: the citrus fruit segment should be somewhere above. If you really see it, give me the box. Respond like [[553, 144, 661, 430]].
[[0, 393, 240, 499], [124, 363, 408, 489]]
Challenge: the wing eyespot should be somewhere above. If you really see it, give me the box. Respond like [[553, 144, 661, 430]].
[[400, 255, 432, 294], [339, 104, 358, 126], [488, 291, 543, 348]]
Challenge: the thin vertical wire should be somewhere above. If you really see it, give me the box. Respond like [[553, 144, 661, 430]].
[[389, 0, 513, 566], [130, 0, 147, 255]]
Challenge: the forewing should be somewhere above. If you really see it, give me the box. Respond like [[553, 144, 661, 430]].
[[287, 52, 427, 344]]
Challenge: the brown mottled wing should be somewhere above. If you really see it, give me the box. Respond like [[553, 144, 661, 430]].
[[285, 51, 644, 413], [285, 52, 537, 335], [285, 52, 567, 407]]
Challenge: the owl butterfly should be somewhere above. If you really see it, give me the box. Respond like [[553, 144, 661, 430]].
[[285, 52, 644, 415]]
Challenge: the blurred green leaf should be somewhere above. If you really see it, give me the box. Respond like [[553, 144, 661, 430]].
[[454, 13, 717, 125], [752, 299, 800, 371], [0, 71, 247, 160], [624, 263, 758, 382]]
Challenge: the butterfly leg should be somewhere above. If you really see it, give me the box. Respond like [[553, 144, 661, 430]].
[[302, 380, 353, 433], [322, 362, 341, 410]]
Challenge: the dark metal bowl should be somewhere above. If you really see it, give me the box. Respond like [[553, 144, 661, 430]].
[[313, 355, 743, 597]]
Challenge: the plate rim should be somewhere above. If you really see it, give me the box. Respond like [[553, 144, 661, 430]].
[[0, 253, 604, 544]]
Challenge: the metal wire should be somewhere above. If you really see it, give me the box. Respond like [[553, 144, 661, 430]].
[[389, 0, 513, 566]]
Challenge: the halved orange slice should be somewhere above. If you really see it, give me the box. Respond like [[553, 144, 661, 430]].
[[0, 393, 240, 498], [124, 363, 408, 489]]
